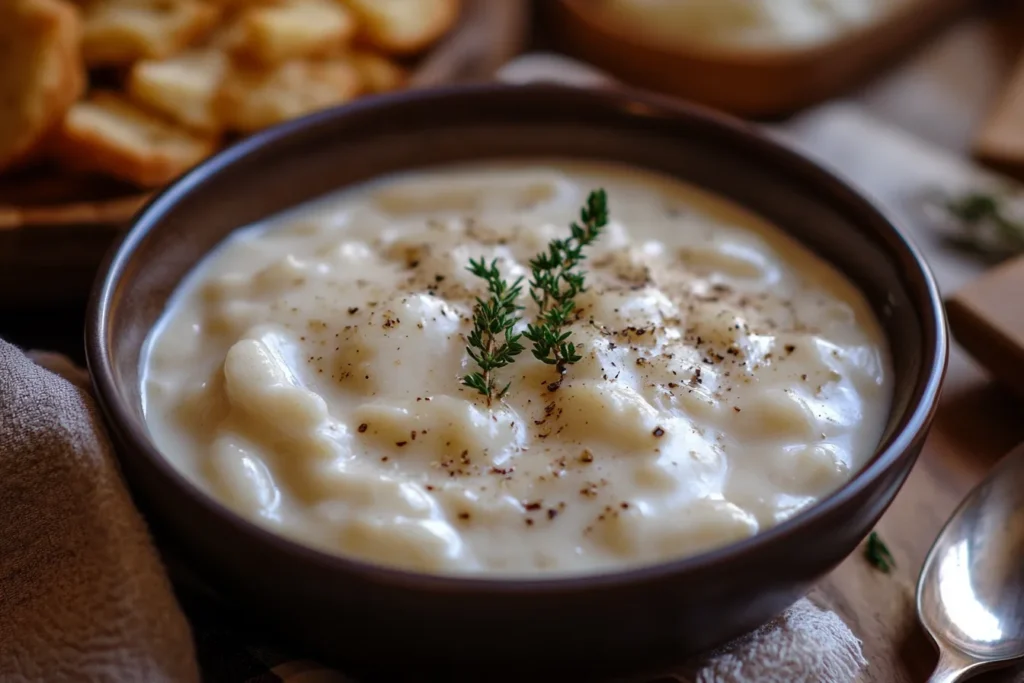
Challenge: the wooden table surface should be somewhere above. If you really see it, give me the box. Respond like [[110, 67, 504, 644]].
[[794, 4, 1024, 681], [3, 3, 1024, 682], [512, 4, 1024, 673]]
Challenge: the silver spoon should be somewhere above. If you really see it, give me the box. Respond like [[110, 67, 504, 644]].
[[917, 442, 1024, 683]]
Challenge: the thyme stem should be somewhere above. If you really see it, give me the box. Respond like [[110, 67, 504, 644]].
[[461, 258, 524, 404], [460, 189, 609, 401], [523, 189, 608, 390]]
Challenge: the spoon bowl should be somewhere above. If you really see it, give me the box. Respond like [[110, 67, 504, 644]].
[[917, 443, 1024, 682]]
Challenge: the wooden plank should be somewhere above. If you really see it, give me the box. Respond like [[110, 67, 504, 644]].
[[972, 0, 1024, 178], [782, 98, 1024, 682], [947, 256, 1024, 399], [814, 373, 1024, 682], [975, 52, 1024, 170]]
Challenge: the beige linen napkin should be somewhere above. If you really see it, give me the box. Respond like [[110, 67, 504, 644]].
[[0, 339, 199, 683]]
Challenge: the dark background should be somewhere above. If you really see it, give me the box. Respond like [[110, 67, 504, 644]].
[[2, 301, 88, 364]]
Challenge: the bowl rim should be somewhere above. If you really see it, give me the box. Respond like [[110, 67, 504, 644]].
[[554, 0, 961, 65], [86, 81, 948, 593]]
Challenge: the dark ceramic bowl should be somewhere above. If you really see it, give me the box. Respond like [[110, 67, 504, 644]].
[[86, 84, 947, 681]]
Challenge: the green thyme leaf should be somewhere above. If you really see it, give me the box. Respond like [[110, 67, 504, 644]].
[[522, 189, 608, 390], [940, 190, 1024, 259], [461, 189, 609, 402], [865, 531, 896, 574], [461, 258, 525, 404]]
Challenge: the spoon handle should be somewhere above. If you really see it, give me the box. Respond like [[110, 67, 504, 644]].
[[927, 648, 978, 683]]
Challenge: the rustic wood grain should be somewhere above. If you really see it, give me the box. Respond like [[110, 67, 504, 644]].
[[946, 257, 1024, 399], [810, 366, 1024, 682], [974, 52, 1024, 170], [812, 10, 1024, 681], [813, 374, 1024, 682], [783, 93, 1024, 681], [0, 193, 149, 231]]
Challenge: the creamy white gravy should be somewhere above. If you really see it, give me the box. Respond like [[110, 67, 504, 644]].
[[142, 162, 892, 576], [597, 0, 897, 49]]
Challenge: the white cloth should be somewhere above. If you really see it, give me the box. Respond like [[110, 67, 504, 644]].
[[674, 600, 866, 683]]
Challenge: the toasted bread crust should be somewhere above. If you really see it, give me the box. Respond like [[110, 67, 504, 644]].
[[127, 49, 228, 133], [54, 92, 217, 187], [216, 58, 361, 133], [81, 0, 220, 66], [346, 0, 460, 55], [1, 0, 462, 189], [0, 0, 86, 172], [349, 50, 407, 94], [231, 0, 357, 66]]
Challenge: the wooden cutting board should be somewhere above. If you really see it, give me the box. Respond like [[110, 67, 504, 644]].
[[975, 51, 1024, 176], [973, 0, 1024, 177], [0, 0, 530, 309], [946, 256, 1024, 400]]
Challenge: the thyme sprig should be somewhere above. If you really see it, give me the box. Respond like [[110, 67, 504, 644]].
[[461, 189, 608, 403], [461, 258, 525, 404], [925, 187, 1024, 261], [523, 189, 608, 388], [943, 191, 1024, 259], [864, 531, 896, 574]]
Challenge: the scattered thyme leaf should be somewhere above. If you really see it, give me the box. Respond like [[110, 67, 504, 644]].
[[865, 531, 895, 574], [523, 189, 608, 390], [461, 258, 525, 405], [936, 190, 1024, 260]]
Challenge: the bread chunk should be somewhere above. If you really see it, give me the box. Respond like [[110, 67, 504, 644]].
[[54, 92, 217, 186], [0, 0, 86, 171]]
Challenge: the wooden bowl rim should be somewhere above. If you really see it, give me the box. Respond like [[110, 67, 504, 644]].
[[557, 0, 966, 66]]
